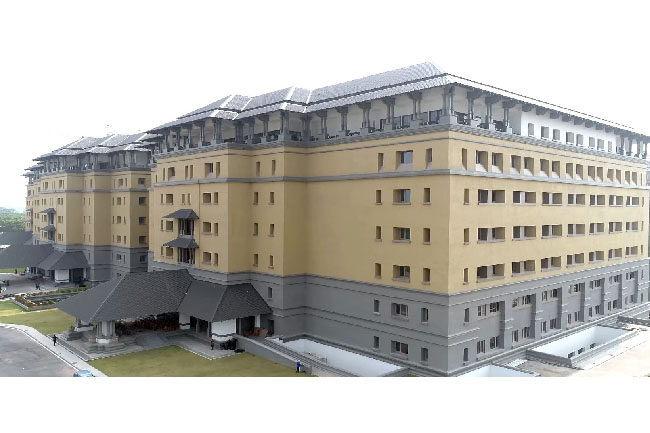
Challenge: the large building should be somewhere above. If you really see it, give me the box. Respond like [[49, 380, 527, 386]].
[[19, 134, 155, 283], [13, 62, 650, 375]]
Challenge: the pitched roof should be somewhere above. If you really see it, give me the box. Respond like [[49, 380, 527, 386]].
[[178, 280, 271, 322], [163, 237, 198, 249], [37, 250, 88, 271], [0, 231, 32, 246], [39, 208, 55, 214], [55, 270, 194, 323], [0, 244, 53, 268], [55, 270, 272, 324], [163, 209, 199, 220]]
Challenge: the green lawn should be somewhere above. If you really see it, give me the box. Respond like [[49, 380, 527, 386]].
[[0, 268, 25, 274], [0, 301, 75, 335], [89, 345, 311, 377]]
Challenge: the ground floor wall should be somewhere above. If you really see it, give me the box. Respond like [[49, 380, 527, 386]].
[[56, 244, 149, 283], [150, 253, 650, 375]]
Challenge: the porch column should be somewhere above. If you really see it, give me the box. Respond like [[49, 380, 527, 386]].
[[439, 85, 457, 124], [316, 111, 327, 139], [279, 111, 291, 141], [502, 100, 517, 133], [179, 313, 190, 330], [212, 118, 222, 144], [246, 118, 255, 144], [258, 114, 269, 142], [301, 115, 312, 142], [407, 92, 422, 127], [197, 121, 205, 145], [186, 124, 193, 147], [358, 102, 371, 135], [234, 121, 244, 143], [467, 90, 482, 127], [382, 97, 395, 130], [484, 95, 501, 130], [336, 106, 348, 136], [175, 127, 181, 148]]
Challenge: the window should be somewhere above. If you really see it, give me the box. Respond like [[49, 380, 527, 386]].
[[475, 150, 488, 171], [396, 150, 413, 168], [478, 189, 505, 204], [542, 192, 562, 205], [423, 268, 430, 284], [393, 265, 411, 281], [512, 225, 536, 240], [421, 307, 429, 322], [550, 318, 558, 329], [590, 194, 605, 206], [253, 191, 259, 205], [589, 250, 605, 263], [513, 191, 536, 204], [522, 326, 530, 338], [527, 123, 535, 137], [373, 336, 380, 349], [139, 236, 147, 245], [523, 157, 534, 175], [541, 224, 562, 238], [391, 341, 409, 356], [203, 192, 212, 204], [425, 148, 433, 168], [204, 163, 214, 177], [377, 153, 384, 171], [567, 194, 585, 206], [477, 340, 486, 354], [567, 224, 585, 236], [511, 155, 521, 174], [374, 263, 382, 278], [202, 222, 212, 233], [393, 227, 411, 242], [463, 189, 469, 205], [267, 287, 273, 299], [375, 226, 382, 241], [268, 255, 274, 268], [373, 299, 380, 314], [255, 161, 261, 176], [462, 148, 468, 170], [375, 190, 382, 204], [271, 160, 276, 176], [540, 126, 549, 139], [423, 228, 431, 244], [253, 223, 258, 236], [476, 264, 504, 281], [393, 189, 411, 204], [391, 303, 408, 318], [489, 336, 500, 350], [202, 252, 212, 264], [511, 260, 535, 276], [421, 348, 429, 363], [541, 256, 561, 271], [423, 188, 431, 204], [269, 224, 275, 237], [253, 254, 258, 267], [138, 216, 147, 225], [269, 191, 275, 204]]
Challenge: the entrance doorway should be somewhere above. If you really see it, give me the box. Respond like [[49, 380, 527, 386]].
[[236, 316, 255, 336]]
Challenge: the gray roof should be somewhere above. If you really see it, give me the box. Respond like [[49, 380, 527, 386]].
[[0, 231, 32, 246], [41, 225, 56, 232], [39, 208, 55, 214], [55, 270, 271, 324], [163, 237, 198, 249], [35, 133, 151, 161], [37, 250, 88, 271], [163, 209, 199, 220], [55, 270, 194, 323], [0, 244, 53, 268], [146, 61, 648, 138], [178, 280, 272, 322]]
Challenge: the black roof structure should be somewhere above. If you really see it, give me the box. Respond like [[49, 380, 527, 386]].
[[38, 250, 88, 271], [56, 269, 271, 324], [178, 280, 272, 322], [163, 237, 198, 249], [163, 209, 199, 220], [0, 244, 54, 268], [0, 231, 32, 246], [39, 208, 55, 214]]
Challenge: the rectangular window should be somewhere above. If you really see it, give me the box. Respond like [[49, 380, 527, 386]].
[[391, 341, 409, 356], [375, 190, 382, 204], [373, 299, 380, 314], [271, 160, 276, 176], [374, 263, 382, 279], [421, 307, 429, 323], [423, 188, 431, 204], [373, 336, 380, 349], [396, 150, 413, 168], [393, 189, 411, 204], [269, 192, 275, 204], [393, 265, 411, 281], [377, 153, 384, 171], [267, 287, 273, 299], [422, 268, 430, 284], [393, 227, 411, 242], [425, 148, 433, 168]]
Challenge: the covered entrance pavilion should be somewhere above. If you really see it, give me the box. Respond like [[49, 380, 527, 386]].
[[55, 269, 272, 356], [0, 244, 88, 284]]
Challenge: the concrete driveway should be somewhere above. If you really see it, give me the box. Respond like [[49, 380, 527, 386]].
[[0, 327, 75, 377]]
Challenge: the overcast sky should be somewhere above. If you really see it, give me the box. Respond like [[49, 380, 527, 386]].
[[1, 0, 647, 210]]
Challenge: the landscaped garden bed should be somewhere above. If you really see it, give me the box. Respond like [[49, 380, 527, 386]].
[[12, 287, 88, 311]]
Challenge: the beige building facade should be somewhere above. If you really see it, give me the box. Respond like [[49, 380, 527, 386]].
[[145, 63, 650, 375], [24, 134, 154, 282]]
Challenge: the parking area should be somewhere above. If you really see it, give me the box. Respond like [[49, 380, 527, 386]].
[[0, 326, 75, 377]]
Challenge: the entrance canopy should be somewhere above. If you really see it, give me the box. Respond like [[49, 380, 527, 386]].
[[178, 279, 272, 322], [38, 250, 88, 271], [55, 269, 272, 324]]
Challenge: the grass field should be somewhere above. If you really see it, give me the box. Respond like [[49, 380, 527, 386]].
[[89, 345, 311, 377], [0, 301, 75, 335], [0, 268, 25, 274]]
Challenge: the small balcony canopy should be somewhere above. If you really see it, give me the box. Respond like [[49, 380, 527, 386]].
[[163, 209, 199, 220]]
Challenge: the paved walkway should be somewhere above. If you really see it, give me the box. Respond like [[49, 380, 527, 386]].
[[166, 333, 235, 360], [0, 272, 60, 297], [0, 323, 106, 377]]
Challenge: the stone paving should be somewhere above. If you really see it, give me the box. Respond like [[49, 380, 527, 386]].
[[0, 323, 105, 377], [0, 272, 61, 297], [165, 333, 235, 360]]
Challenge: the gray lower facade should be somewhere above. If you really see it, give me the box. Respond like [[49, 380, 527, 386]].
[[35, 238, 149, 284], [150, 252, 650, 376]]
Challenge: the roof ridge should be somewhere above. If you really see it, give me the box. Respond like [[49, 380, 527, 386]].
[[91, 273, 127, 322]]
